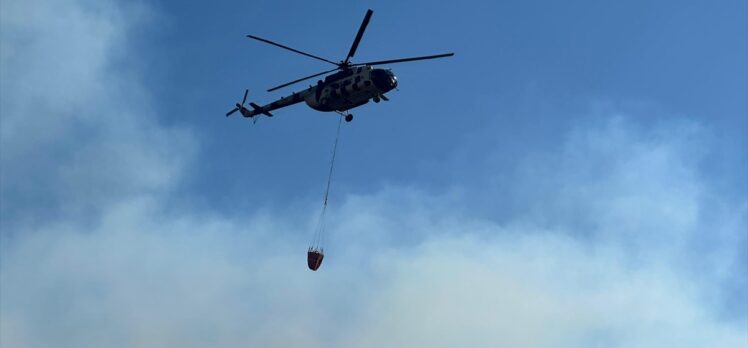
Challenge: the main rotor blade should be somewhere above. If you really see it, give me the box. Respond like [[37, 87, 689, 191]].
[[354, 53, 455, 66], [344, 9, 373, 64], [267, 67, 340, 92], [246, 35, 339, 66], [242, 89, 249, 105]]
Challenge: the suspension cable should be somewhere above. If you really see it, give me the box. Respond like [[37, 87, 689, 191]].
[[310, 115, 344, 250], [323, 115, 343, 206]]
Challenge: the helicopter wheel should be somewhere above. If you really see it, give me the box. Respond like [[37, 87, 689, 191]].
[[345, 114, 353, 122]]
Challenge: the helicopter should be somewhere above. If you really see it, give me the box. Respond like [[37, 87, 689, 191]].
[[225, 9, 453, 123]]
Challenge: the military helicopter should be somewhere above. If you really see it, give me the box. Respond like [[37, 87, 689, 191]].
[[225, 9, 453, 122]]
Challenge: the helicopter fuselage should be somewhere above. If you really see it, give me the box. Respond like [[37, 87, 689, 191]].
[[307, 66, 397, 112], [239, 66, 397, 118]]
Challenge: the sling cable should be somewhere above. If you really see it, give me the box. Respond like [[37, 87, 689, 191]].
[[308, 115, 344, 271]]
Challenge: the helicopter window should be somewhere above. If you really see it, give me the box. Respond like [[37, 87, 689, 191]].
[[355, 76, 361, 83], [357, 67, 362, 73]]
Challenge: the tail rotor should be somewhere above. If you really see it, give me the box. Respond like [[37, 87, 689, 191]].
[[225, 89, 249, 117]]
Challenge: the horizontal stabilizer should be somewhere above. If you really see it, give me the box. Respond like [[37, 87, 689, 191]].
[[250, 102, 273, 117]]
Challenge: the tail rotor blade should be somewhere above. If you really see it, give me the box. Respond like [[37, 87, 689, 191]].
[[226, 89, 249, 117]]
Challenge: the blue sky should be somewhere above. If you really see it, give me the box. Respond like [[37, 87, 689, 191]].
[[1, 0, 746, 347]]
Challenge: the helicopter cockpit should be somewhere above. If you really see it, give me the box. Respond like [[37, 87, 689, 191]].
[[371, 69, 398, 92]]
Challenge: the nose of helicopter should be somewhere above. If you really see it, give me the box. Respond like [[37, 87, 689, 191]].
[[372, 68, 398, 92], [388, 70, 398, 89]]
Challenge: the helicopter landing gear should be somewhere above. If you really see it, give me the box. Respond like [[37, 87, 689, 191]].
[[373, 96, 380, 103], [336, 110, 353, 122]]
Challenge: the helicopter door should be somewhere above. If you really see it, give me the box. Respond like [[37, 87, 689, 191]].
[[341, 80, 351, 97]]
